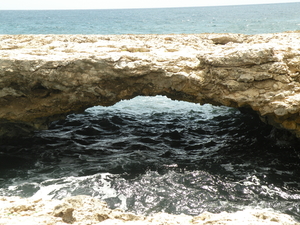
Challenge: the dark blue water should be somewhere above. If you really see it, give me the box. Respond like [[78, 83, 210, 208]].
[[1, 3, 300, 35], [1, 96, 300, 218], [1, 3, 300, 222]]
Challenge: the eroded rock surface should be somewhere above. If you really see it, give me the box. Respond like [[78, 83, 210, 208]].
[[1, 33, 300, 137], [0, 195, 298, 225]]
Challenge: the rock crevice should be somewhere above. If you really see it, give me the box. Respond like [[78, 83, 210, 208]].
[[1, 33, 300, 137]]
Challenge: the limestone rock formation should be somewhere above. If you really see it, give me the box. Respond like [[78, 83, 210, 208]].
[[1, 33, 300, 137], [0, 195, 298, 225]]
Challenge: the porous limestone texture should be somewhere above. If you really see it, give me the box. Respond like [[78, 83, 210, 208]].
[[1, 33, 300, 137], [0, 195, 298, 225]]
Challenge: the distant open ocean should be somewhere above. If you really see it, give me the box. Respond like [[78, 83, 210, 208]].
[[2, 2, 300, 222], [1, 2, 300, 35]]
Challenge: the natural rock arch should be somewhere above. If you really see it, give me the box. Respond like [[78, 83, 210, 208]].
[[1, 33, 300, 138]]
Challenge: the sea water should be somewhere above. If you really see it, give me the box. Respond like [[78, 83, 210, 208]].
[[1, 3, 300, 35], [1, 2, 300, 221]]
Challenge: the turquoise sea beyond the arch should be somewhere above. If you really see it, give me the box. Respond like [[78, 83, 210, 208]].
[[1, 2, 300, 35]]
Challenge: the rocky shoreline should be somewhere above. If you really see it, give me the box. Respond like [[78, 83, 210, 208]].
[[0, 195, 298, 225], [2, 33, 300, 223], [2, 33, 300, 138]]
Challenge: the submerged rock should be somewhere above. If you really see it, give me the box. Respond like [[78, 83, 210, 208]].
[[1, 33, 300, 137], [0, 195, 298, 225]]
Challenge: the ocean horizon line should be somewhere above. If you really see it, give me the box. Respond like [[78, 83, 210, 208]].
[[1, 1, 298, 11]]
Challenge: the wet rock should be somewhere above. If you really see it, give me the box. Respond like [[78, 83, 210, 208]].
[[2, 33, 300, 138]]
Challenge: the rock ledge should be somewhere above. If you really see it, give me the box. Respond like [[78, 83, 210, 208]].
[[2, 33, 300, 137], [0, 195, 298, 225]]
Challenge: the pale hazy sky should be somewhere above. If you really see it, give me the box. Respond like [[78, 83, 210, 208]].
[[1, 0, 299, 10]]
